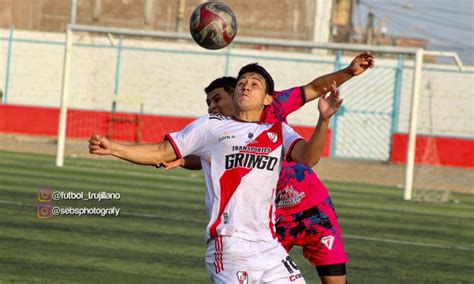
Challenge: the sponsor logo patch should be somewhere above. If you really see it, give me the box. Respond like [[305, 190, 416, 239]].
[[289, 273, 303, 282], [225, 153, 278, 170], [218, 131, 235, 142], [321, 235, 335, 250], [275, 185, 305, 208]]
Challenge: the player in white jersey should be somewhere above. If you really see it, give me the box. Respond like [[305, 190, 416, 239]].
[[167, 114, 300, 242], [88, 63, 342, 283], [168, 113, 305, 283]]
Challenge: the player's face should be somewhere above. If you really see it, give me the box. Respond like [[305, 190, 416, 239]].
[[234, 72, 272, 111], [206, 87, 234, 116]]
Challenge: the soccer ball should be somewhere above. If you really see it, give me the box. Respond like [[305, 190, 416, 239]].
[[189, 2, 237, 50]]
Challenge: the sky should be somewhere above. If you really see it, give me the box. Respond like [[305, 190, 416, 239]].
[[353, 0, 474, 66]]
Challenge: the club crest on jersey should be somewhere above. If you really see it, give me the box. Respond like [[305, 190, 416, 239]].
[[236, 271, 248, 284], [321, 235, 335, 250], [267, 132, 278, 143]]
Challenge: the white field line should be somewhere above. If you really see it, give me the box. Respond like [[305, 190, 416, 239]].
[[336, 201, 473, 220], [344, 234, 472, 252]]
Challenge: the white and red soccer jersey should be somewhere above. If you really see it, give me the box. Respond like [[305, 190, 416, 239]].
[[166, 114, 302, 242]]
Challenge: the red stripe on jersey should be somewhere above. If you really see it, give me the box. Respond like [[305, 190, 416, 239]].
[[214, 238, 218, 273], [219, 236, 224, 271], [164, 134, 183, 159], [209, 123, 283, 238], [214, 236, 224, 273], [268, 204, 277, 239], [210, 167, 251, 238]]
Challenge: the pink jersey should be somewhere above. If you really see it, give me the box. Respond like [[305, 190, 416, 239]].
[[259, 87, 306, 124], [167, 114, 302, 242], [262, 87, 330, 215]]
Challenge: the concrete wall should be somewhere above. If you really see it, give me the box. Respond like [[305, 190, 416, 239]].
[[398, 65, 474, 137], [0, 0, 321, 40], [1, 29, 473, 140]]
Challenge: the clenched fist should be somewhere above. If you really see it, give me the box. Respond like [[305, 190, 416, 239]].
[[348, 52, 375, 76], [88, 135, 112, 155]]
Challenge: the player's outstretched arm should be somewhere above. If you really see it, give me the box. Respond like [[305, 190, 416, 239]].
[[88, 135, 177, 165], [290, 81, 343, 166], [159, 155, 203, 171], [303, 51, 374, 102]]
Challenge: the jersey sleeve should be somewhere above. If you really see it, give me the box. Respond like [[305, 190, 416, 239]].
[[281, 123, 304, 160], [265, 86, 306, 123], [165, 114, 209, 159]]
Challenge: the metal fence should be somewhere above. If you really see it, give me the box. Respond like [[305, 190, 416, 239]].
[[0, 26, 472, 199]]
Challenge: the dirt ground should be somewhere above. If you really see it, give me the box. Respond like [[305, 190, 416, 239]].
[[0, 133, 472, 194]]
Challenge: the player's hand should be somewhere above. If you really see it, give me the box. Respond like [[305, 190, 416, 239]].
[[88, 134, 112, 155], [318, 81, 343, 120], [348, 52, 375, 76], [155, 158, 184, 171]]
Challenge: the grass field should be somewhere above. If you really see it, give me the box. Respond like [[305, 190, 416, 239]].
[[0, 150, 472, 283]]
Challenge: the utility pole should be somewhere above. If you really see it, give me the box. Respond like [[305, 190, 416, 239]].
[[365, 6, 374, 45], [70, 0, 77, 24], [93, 0, 102, 22], [176, 0, 186, 32], [144, 0, 154, 27], [330, 0, 352, 42]]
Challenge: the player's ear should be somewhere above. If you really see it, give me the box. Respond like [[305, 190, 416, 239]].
[[263, 94, 273, 106]]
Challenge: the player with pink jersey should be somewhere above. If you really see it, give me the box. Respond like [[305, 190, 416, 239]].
[[88, 63, 345, 283], [268, 87, 349, 282]]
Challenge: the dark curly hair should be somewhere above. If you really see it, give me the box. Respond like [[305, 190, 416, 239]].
[[204, 76, 237, 95]]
